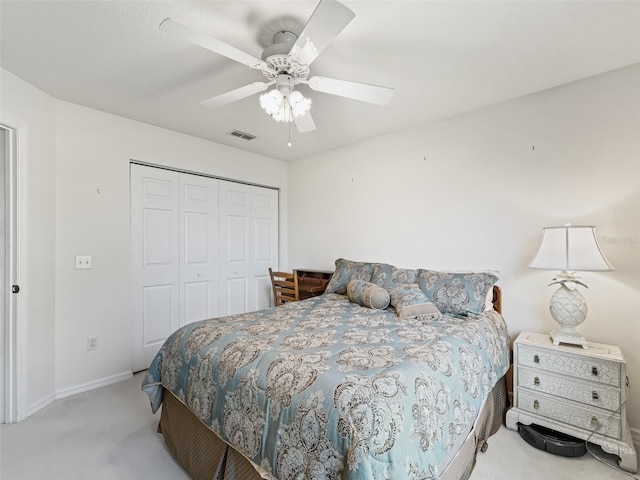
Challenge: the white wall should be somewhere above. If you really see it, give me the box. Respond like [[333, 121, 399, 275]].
[[54, 101, 288, 396], [1, 68, 288, 413], [0, 69, 57, 417], [289, 64, 640, 430]]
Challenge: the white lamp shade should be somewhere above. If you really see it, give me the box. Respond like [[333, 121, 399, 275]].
[[528, 225, 614, 272]]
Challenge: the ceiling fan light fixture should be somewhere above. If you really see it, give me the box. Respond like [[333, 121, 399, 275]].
[[290, 91, 312, 117], [259, 89, 283, 116], [259, 88, 311, 123]]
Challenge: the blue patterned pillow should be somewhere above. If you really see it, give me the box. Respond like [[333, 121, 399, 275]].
[[324, 259, 375, 295], [417, 270, 498, 317], [389, 284, 442, 320], [347, 280, 390, 309], [371, 264, 419, 291]]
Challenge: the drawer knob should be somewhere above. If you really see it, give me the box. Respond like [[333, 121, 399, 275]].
[[534, 377, 540, 386], [592, 391, 599, 401], [533, 400, 540, 410], [533, 354, 540, 364], [591, 366, 599, 376], [591, 416, 599, 428]]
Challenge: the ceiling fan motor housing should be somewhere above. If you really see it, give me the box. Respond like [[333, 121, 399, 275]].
[[261, 31, 310, 81]]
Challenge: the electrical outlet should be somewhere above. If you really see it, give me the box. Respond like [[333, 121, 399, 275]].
[[75, 256, 92, 270], [87, 336, 98, 351]]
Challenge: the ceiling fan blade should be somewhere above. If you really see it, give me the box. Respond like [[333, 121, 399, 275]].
[[201, 82, 272, 108], [308, 76, 394, 106], [294, 111, 317, 133], [160, 18, 265, 70], [288, 0, 355, 66]]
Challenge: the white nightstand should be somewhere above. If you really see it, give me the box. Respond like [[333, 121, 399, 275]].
[[506, 331, 637, 473]]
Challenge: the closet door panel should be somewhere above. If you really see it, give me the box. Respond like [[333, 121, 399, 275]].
[[131, 165, 180, 371], [143, 209, 174, 265], [226, 215, 249, 263], [143, 285, 175, 345], [254, 276, 272, 313], [219, 181, 278, 315], [226, 277, 249, 315], [183, 281, 209, 323], [219, 182, 251, 315], [184, 212, 208, 263], [252, 189, 279, 311], [179, 174, 219, 326]]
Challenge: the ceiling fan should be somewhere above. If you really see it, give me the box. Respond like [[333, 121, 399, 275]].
[[160, 0, 394, 133]]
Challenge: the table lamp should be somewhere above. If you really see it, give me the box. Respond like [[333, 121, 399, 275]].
[[527, 224, 614, 348]]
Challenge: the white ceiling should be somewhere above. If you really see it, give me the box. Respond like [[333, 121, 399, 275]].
[[2, 1, 639, 161]]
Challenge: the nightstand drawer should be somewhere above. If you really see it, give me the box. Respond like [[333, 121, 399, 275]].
[[518, 366, 620, 411], [518, 389, 621, 439], [518, 344, 621, 387]]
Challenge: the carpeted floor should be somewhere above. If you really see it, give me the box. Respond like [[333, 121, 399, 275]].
[[0, 372, 636, 479]]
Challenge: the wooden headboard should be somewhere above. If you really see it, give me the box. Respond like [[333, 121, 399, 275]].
[[492, 285, 502, 314]]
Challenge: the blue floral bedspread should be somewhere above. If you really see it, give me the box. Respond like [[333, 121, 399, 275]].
[[142, 293, 510, 480]]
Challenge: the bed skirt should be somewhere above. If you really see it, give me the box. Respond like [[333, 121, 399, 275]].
[[157, 375, 507, 480]]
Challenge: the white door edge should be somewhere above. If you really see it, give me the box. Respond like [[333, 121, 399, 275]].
[[0, 118, 24, 424]]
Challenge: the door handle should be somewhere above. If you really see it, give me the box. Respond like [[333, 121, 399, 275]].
[[12, 285, 20, 294]]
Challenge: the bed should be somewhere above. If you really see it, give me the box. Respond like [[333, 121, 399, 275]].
[[143, 260, 511, 480]]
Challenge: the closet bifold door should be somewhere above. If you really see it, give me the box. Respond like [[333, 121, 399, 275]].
[[131, 165, 180, 372], [131, 165, 278, 372], [218, 180, 278, 316], [131, 165, 220, 372], [178, 173, 219, 327]]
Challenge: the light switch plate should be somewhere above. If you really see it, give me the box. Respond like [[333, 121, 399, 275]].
[[75, 256, 92, 269]]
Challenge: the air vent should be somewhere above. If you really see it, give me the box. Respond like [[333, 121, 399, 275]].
[[227, 129, 256, 141]]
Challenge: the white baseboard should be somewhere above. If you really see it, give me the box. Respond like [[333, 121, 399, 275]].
[[25, 393, 56, 419], [55, 371, 133, 401]]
